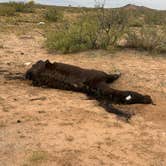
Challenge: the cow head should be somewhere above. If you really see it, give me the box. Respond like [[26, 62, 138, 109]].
[[25, 60, 51, 80], [112, 91, 153, 105]]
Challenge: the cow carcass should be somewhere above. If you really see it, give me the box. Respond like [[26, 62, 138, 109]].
[[26, 60, 153, 120]]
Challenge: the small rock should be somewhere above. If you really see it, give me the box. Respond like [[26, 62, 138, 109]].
[[7, 62, 12, 65], [37, 22, 45, 25], [17, 120, 21, 123], [38, 110, 46, 114], [24, 62, 31, 66]]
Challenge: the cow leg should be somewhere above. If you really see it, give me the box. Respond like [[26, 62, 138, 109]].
[[85, 92, 133, 120], [106, 72, 121, 83], [99, 100, 134, 120]]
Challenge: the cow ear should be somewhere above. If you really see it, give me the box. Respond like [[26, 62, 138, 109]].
[[45, 60, 50, 64], [45, 60, 52, 68]]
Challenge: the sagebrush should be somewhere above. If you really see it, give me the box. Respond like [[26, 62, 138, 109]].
[[46, 9, 127, 53], [126, 26, 166, 53], [45, 8, 63, 22]]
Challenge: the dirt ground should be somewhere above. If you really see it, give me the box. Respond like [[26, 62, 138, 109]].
[[0, 32, 166, 166]]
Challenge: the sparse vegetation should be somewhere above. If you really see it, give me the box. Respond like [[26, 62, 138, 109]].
[[46, 9, 127, 53], [9, 1, 35, 13], [144, 10, 166, 25], [28, 150, 48, 164], [0, 1, 35, 16], [45, 8, 63, 22], [0, 6, 16, 16], [0, 2, 166, 55], [126, 26, 166, 53]]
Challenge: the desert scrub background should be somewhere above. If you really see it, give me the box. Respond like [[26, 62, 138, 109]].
[[8, 1, 35, 13], [0, 2, 166, 55], [45, 21, 100, 53], [45, 6, 166, 54], [44, 8, 63, 22], [45, 9, 128, 53], [126, 26, 166, 54], [0, 1, 36, 16], [0, 6, 16, 16]]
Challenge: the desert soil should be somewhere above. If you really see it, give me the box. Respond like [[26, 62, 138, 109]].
[[0, 32, 166, 166]]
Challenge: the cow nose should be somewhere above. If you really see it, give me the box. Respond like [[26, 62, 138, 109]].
[[144, 95, 153, 104]]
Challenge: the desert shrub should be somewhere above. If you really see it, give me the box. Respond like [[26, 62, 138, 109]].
[[46, 22, 97, 53], [129, 18, 143, 27], [122, 10, 144, 27], [144, 11, 166, 25], [122, 9, 166, 27], [9, 1, 35, 13], [46, 9, 127, 53], [45, 8, 63, 22], [126, 27, 166, 53], [96, 9, 128, 46], [0, 6, 15, 16]]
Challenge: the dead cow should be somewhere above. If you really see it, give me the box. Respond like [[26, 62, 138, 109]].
[[26, 60, 153, 120]]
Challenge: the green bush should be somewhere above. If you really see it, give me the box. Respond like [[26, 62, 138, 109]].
[[0, 6, 15, 16], [122, 9, 166, 26], [46, 23, 94, 53], [129, 19, 143, 27], [46, 9, 127, 53], [126, 27, 166, 53], [45, 21, 114, 53], [144, 11, 166, 25], [45, 8, 63, 22], [9, 1, 35, 13]]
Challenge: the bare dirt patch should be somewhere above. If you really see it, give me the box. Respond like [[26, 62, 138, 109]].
[[0, 33, 166, 166]]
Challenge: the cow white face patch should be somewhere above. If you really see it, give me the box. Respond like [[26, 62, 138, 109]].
[[126, 95, 132, 101]]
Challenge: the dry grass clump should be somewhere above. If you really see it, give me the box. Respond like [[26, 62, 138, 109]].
[[126, 26, 166, 53], [46, 9, 127, 53]]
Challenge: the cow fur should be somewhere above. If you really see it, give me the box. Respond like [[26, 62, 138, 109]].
[[26, 60, 153, 120]]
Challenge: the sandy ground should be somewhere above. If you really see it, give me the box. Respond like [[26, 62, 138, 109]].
[[0, 32, 166, 166]]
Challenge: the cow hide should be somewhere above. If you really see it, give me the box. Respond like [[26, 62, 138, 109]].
[[26, 60, 153, 120]]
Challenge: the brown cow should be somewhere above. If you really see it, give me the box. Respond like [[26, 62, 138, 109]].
[[26, 60, 153, 120]]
